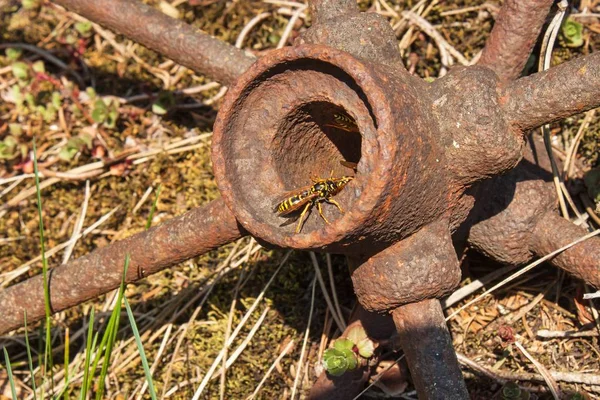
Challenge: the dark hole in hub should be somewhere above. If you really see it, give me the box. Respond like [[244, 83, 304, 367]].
[[269, 101, 363, 232], [273, 101, 362, 189]]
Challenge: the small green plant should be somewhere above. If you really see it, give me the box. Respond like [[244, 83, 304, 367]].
[[322, 341, 357, 377], [151, 91, 175, 115], [74, 21, 93, 37], [346, 324, 375, 358], [12, 61, 29, 80], [498, 382, 530, 400], [322, 325, 375, 377], [21, 0, 40, 10], [5, 47, 23, 61], [91, 98, 119, 128], [0, 136, 20, 160], [58, 133, 93, 161], [561, 18, 584, 48]]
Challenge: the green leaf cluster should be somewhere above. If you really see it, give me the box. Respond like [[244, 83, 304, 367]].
[[561, 19, 584, 48], [322, 325, 376, 377]]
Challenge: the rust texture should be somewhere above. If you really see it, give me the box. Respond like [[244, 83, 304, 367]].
[[466, 134, 600, 289], [298, 0, 404, 69], [503, 51, 600, 132], [350, 220, 461, 312], [3, 0, 600, 397], [52, 0, 256, 85], [307, 0, 358, 24], [530, 213, 600, 288], [0, 199, 244, 335], [428, 65, 524, 186], [478, 0, 554, 81], [393, 300, 469, 399], [212, 44, 451, 255]]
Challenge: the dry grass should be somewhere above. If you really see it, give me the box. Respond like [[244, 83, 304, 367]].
[[1, 0, 600, 398]]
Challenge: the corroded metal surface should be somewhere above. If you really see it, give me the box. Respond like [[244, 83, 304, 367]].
[[478, 0, 554, 81], [350, 220, 461, 312], [429, 65, 524, 187], [531, 213, 600, 288], [212, 44, 450, 255], [0, 199, 244, 335], [3, 0, 600, 397], [393, 300, 469, 400], [467, 136, 556, 265], [503, 51, 600, 131], [467, 134, 600, 289], [299, 0, 404, 69], [52, 0, 256, 85]]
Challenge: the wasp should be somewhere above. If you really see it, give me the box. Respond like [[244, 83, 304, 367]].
[[324, 112, 360, 133], [274, 173, 354, 233]]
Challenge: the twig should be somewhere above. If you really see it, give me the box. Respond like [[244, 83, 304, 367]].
[[191, 307, 271, 399], [236, 12, 272, 49], [539, 0, 570, 218], [190, 251, 291, 400], [277, 4, 306, 49], [131, 186, 154, 215], [291, 276, 317, 400], [325, 254, 345, 331], [351, 354, 406, 400], [564, 110, 596, 178], [401, 10, 470, 66], [248, 340, 295, 400], [446, 228, 600, 321], [61, 180, 91, 264], [537, 329, 599, 338], [514, 341, 560, 399], [457, 352, 600, 386], [0, 206, 120, 287], [309, 252, 346, 332], [442, 264, 517, 309]]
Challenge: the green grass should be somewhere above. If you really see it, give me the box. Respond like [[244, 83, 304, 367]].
[[32, 141, 54, 395], [125, 297, 158, 400], [14, 145, 156, 398], [3, 347, 18, 400]]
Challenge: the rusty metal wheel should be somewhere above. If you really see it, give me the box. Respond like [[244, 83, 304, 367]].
[[2, 0, 600, 398]]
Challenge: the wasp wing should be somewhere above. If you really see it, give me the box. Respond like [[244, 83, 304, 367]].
[[272, 187, 316, 216]]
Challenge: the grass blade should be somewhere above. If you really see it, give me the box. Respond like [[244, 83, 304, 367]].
[[145, 184, 162, 230], [32, 141, 54, 393], [80, 308, 96, 399], [3, 347, 18, 400], [124, 297, 158, 400], [94, 254, 130, 400], [64, 327, 70, 400], [24, 311, 38, 399]]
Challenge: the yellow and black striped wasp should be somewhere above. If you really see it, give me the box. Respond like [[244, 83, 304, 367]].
[[323, 112, 360, 133], [273, 167, 355, 233]]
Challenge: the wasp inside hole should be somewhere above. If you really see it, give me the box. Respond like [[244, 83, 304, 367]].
[[323, 112, 360, 133], [273, 162, 357, 233]]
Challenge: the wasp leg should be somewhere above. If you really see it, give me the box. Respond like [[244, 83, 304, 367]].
[[295, 202, 313, 233], [326, 198, 344, 213], [317, 201, 330, 224]]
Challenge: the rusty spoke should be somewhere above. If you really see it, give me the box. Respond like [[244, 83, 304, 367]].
[[478, 0, 555, 81], [52, 0, 256, 85], [0, 199, 244, 335], [503, 51, 600, 132]]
